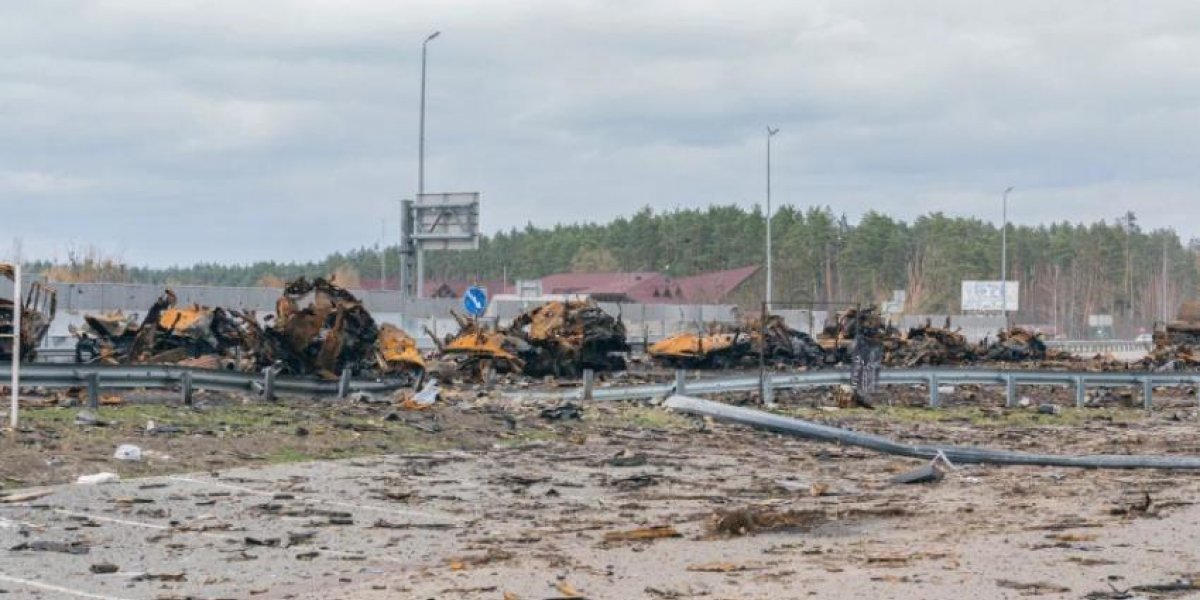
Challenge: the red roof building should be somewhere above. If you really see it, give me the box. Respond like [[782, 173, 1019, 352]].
[[539, 265, 758, 304]]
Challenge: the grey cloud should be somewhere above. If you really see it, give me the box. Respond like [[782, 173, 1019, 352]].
[[2, 0, 1199, 266]]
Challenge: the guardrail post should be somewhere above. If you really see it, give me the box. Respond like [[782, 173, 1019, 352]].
[[181, 371, 194, 405], [582, 369, 595, 400], [1005, 374, 1016, 408], [1074, 376, 1085, 408], [262, 367, 276, 402], [337, 368, 351, 399], [762, 372, 775, 407], [86, 372, 100, 410], [674, 369, 687, 397], [1143, 378, 1153, 411], [928, 374, 940, 408]]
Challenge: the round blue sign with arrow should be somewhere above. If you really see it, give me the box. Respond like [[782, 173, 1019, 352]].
[[463, 286, 488, 317]]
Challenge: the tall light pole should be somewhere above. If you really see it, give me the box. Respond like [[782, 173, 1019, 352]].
[[416, 30, 440, 298], [765, 126, 780, 310], [379, 218, 387, 290], [1001, 186, 1013, 325]]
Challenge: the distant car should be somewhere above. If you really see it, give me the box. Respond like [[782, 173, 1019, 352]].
[[1135, 333, 1153, 344]]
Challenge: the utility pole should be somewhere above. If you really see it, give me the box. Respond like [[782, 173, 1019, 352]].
[[416, 30, 440, 298], [1162, 235, 1169, 322], [765, 126, 779, 310], [380, 218, 387, 290], [8, 241, 21, 428], [1001, 186, 1013, 326]]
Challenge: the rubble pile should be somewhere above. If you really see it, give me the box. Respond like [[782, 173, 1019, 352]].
[[751, 315, 825, 367], [435, 299, 629, 378], [74, 277, 424, 381], [983, 327, 1048, 362], [1146, 301, 1200, 369], [818, 307, 900, 364], [888, 320, 976, 367], [0, 264, 57, 361]]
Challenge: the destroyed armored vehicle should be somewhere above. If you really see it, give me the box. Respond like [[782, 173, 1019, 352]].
[[1, 264, 57, 361]]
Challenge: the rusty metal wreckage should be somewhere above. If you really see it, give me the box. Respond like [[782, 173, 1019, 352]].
[[0, 264, 56, 362], [73, 277, 425, 382]]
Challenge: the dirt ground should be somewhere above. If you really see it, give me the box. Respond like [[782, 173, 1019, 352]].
[[3, 384, 1200, 599]]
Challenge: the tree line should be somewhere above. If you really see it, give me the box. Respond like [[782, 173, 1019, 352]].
[[28, 206, 1199, 337]]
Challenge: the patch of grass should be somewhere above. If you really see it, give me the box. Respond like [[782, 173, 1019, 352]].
[[590, 404, 691, 431], [267, 446, 317, 463]]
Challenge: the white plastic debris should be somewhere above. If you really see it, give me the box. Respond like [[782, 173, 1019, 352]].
[[113, 444, 143, 461], [411, 378, 440, 406], [77, 472, 120, 485]]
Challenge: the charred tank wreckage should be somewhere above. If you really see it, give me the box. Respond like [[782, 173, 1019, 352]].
[[73, 277, 424, 381], [1, 264, 57, 361], [430, 299, 629, 378]]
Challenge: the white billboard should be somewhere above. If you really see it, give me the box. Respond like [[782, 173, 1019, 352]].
[[412, 192, 480, 251], [961, 281, 1019, 312]]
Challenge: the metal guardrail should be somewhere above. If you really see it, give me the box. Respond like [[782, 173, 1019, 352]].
[[1046, 340, 1152, 354], [518, 367, 1200, 411], [6, 362, 1198, 412], [0, 362, 409, 406]]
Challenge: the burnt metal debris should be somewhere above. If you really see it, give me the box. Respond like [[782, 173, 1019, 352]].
[[1146, 301, 1200, 369], [434, 299, 629, 378], [1, 265, 57, 361], [73, 277, 424, 381], [647, 325, 750, 369], [647, 315, 823, 369]]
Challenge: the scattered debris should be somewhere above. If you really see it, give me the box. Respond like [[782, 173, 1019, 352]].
[[686, 562, 763, 573], [11, 540, 89, 554], [995, 579, 1071, 595], [540, 402, 583, 421], [607, 449, 648, 467], [603, 525, 682, 543], [113, 444, 143, 461], [984, 328, 1048, 362], [76, 473, 120, 485], [0, 488, 55, 503], [710, 508, 825, 537]]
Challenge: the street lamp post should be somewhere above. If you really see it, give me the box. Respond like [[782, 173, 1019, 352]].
[[1001, 186, 1013, 326], [416, 30, 440, 298], [765, 126, 780, 310]]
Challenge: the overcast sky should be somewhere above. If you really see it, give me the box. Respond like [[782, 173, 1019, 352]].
[[3, 0, 1199, 266]]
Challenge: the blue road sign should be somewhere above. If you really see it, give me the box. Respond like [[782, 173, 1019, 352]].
[[463, 286, 488, 317]]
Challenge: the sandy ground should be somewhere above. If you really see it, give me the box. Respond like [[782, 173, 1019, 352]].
[[2, 386, 1200, 599]]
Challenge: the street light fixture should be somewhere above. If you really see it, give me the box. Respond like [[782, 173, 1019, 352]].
[[416, 30, 440, 298], [1001, 186, 1014, 325], [765, 126, 780, 310]]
